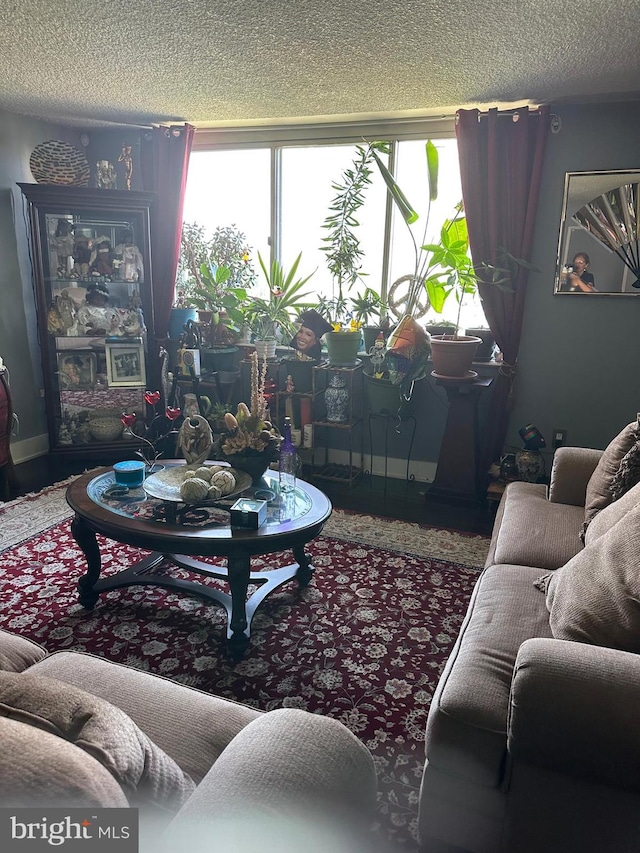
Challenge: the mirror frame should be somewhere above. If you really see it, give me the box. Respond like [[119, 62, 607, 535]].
[[555, 169, 640, 296]]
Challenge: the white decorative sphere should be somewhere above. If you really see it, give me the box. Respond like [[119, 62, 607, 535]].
[[210, 469, 236, 495], [194, 466, 212, 482], [207, 484, 222, 500], [179, 477, 209, 503]]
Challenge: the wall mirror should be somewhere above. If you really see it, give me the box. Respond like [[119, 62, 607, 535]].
[[555, 169, 640, 295]]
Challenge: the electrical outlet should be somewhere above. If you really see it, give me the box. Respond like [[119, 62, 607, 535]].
[[552, 428, 567, 448]]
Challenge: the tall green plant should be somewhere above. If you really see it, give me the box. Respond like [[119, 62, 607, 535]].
[[320, 143, 387, 323]]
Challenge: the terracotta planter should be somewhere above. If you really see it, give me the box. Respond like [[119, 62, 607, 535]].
[[430, 335, 481, 378]]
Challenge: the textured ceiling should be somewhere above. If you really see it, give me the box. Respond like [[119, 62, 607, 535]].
[[1, 0, 639, 128]]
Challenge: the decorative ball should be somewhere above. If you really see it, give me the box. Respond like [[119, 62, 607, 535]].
[[194, 466, 212, 482], [210, 469, 236, 495], [207, 484, 222, 500], [183, 470, 197, 479], [179, 477, 209, 503]]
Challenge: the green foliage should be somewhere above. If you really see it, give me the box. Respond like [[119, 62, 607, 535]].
[[350, 287, 384, 325], [320, 142, 387, 315], [209, 225, 257, 289], [191, 262, 247, 331], [246, 252, 316, 340]]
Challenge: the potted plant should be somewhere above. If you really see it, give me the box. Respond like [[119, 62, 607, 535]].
[[246, 252, 316, 359], [320, 143, 386, 366], [350, 287, 389, 352], [371, 142, 481, 378]]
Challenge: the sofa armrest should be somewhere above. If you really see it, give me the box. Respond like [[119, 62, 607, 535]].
[[508, 638, 640, 791], [167, 709, 377, 849], [0, 629, 47, 672], [548, 446, 602, 506]]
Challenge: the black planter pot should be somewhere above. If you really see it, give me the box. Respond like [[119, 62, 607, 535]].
[[465, 328, 496, 361]]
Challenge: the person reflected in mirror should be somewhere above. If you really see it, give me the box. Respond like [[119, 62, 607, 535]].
[[566, 252, 597, 292], [289, 309, 333, 362]]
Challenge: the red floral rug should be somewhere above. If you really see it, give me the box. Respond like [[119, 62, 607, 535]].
[[0, 480, 488, 851]]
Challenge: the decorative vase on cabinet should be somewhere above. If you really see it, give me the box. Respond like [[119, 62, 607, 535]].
[[324, 373, 350, 423]]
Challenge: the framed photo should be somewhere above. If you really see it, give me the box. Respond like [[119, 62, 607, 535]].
[[57, 351, 97, 390], [105, 341, 146, 387]]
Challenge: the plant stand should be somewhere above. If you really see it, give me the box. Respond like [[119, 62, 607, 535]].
[[425, 375, 493, 505], [367, 412, 417, 495], [311, 363, 364, 486]]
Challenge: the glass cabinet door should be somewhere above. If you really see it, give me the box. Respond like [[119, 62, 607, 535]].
[[19, 185, 156, 458]]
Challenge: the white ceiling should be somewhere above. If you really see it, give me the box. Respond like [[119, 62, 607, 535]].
[[1, 0, 639, 128]]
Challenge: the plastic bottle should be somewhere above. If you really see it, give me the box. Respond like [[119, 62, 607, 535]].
[[279, 416, 297, 493]]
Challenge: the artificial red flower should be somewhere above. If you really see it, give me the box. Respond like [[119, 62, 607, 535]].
[[144, 390, 161, 406], [120, 412, 137, 427], [165, 407, 181, 421]]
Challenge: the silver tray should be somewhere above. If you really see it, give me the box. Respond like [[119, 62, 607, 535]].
[[142, 465, 251, 503]]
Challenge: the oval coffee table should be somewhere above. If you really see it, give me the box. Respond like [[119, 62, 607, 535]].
[[66, 463, 332, 658]]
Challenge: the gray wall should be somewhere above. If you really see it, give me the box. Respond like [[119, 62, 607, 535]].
[[0, 111, 81, 459], [507, 101, 640, 470]]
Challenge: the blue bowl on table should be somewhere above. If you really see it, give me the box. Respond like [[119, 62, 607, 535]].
[[113, 460, 146, 488]]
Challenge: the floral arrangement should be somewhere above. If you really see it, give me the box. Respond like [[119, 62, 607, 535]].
[[121, 390, 182, 471], [213, 352, 281, 463]]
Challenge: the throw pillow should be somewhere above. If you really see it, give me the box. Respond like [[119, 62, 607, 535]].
[[581, 415, 640, 542], [0, 671, 195, 812], [544, 502, 640, 651]]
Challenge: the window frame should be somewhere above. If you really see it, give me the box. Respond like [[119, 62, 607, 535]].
[[189, 116, 458, 311]]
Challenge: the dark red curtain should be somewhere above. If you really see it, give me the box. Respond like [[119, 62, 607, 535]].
[[455, 106, 549, 471], [141, 124, 195, 340]]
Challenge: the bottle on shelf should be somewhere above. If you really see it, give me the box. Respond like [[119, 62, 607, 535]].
[[279, 416, 297, 493]]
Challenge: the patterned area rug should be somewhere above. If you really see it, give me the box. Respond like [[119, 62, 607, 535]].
[[0, 478, 490, 850]]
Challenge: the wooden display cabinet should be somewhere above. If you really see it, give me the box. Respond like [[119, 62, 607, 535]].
[[19, 184, 156, 461]]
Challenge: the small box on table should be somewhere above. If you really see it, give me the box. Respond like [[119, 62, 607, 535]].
[[230, 498, 268, 529]]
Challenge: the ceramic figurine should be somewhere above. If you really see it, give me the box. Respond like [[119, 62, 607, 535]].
[[118, 144, 133, 191], [178, 414, 214, 467]]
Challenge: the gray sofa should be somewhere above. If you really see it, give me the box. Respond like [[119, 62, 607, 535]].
[[419, 438, 640, 853], [0, 632, 378, 852]]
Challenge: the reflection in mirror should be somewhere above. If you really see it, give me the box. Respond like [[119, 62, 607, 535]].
[[555, 170, 640, 295]]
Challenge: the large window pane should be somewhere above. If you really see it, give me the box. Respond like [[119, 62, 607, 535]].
[[280, 145, 387, 306], [388, 139, 485, 328], [182, 149, 271, 294]]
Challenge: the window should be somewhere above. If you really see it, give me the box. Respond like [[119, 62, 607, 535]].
[[182, 123, 487, 329]]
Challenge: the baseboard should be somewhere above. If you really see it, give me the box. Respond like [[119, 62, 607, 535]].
[[10, 434, 49, 465]]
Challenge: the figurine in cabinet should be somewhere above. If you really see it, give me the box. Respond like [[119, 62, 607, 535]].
[[76, 282, 118, 335], [114, 229, 144, 282], [52, 219, 75, 278], [71, 233, 92, 278], [89, 236, 115, 278], [289, 309, 332, 362]]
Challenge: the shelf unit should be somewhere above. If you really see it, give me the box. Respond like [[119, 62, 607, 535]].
[[310, 362, 364, 486], [18, 184, 156, 461]]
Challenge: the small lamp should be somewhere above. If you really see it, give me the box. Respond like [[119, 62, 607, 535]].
[[516, 424, 546, 482]]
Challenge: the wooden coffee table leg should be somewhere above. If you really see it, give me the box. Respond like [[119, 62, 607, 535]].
[[72, 515, 102, 609], [227, 555, 250, 659], [293, 545, 314, 588]]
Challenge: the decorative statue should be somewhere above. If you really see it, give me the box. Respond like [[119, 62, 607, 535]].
[[178, 415, 214, 467], [289, 309, 333, 362], [369, 332, 386, 378], [95, 160, 117, 190], [118, 144, 133, 191]]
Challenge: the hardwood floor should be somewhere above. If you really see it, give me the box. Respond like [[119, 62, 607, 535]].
[[7, 455, 496, 536]]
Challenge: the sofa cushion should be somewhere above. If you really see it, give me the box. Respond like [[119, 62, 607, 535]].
[[0, 670, 195, 812], [544, 503, 640, 652], [584, 478, 640, 546], [582, 416, 640, 541], [425, 564, 553, 788], [0, 629, 47, 672], [491, 482, 584, 570], [0, 715, 129, 807]]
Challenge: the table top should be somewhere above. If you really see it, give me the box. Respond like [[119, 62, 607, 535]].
[[66, 462, 332, 557]]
